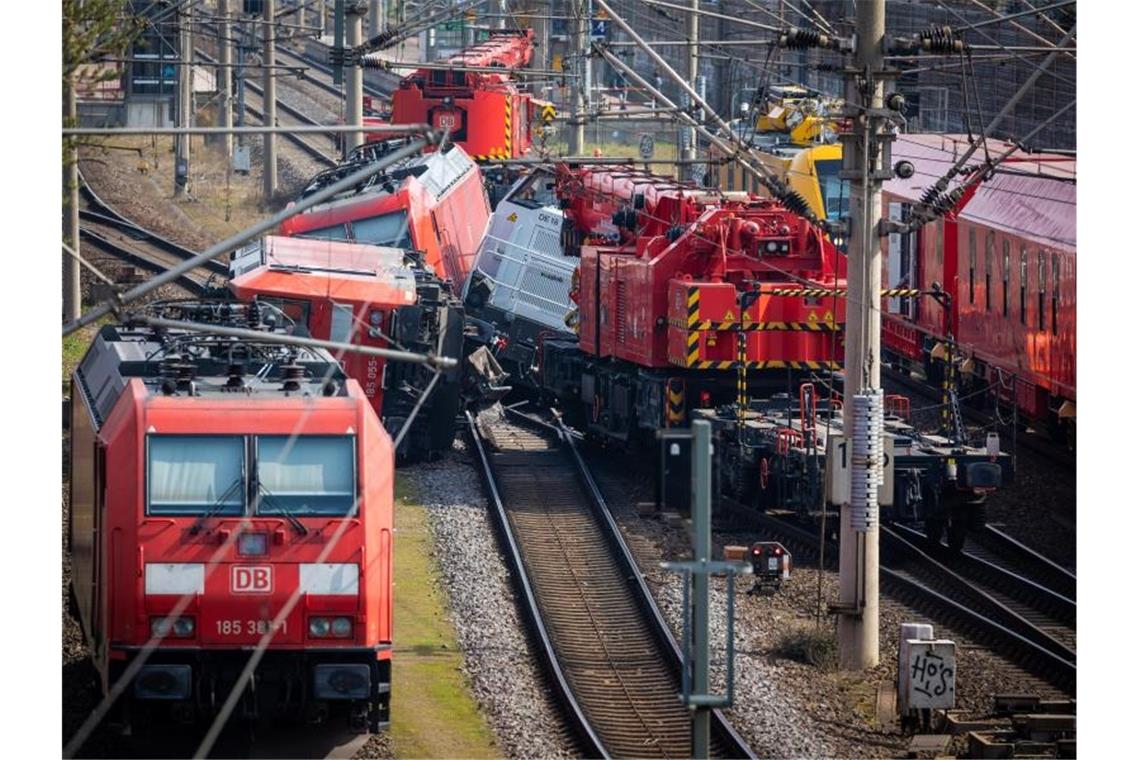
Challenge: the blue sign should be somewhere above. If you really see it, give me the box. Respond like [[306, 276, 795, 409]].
[[591, 20, 608, 39]]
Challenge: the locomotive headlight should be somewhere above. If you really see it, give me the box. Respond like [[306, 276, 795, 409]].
[[151, 616, 195, 638], [309, 617, 332, 637], [369, 310, 384, 327], [766, 241, 779, 253], [331, 617, 353, 638]]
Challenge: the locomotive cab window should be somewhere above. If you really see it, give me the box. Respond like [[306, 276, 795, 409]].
[[147, 436, 245, 516], [351, 211, 412, 249], [256, 436, 357, 516], [296, 223, 350, 242]]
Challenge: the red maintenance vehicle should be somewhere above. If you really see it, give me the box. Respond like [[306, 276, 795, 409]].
[[528, 165, 1009, 543], [541, 165, 848, 441], [68, 301, 395, 733], [880, 134, 1076, 444], [229, 235, 466, 460], [384, 30, 546, 162], [280, 140, 491, 290]]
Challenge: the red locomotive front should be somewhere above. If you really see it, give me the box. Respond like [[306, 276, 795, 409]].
[[387, 31, 537, 161], [68, 307, 393, 733]]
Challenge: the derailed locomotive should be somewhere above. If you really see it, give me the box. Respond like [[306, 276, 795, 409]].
[[68, 302, 395, 733], [465, 163, 1010, 543]]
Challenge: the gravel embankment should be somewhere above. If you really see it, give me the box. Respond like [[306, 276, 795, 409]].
[[400, 443, 576, 759], [594, 451, 1068, 758]]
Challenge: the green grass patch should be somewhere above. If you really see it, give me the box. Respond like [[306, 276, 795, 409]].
[[390, 477, 498, 759], [62, 324, 101, 394], [773, 622, 839, 669]]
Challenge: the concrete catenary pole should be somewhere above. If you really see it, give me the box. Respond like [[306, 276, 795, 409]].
[[690, 419, 713, 758], [263, 0, 279, 201], [318, 0, 327, 36], [838, 0, 885, 671], [176, 6, 193, 197], [682, 0, 699, 174], [569, 0, 587, 154], [219, 0, 234, 161], [63, 75, 81, 322], [369, 0, 384, 37], [345, 1, 365, 156]]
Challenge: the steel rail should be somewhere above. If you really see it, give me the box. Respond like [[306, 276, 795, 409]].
[[730, 508, 1075, 693], [472, 406, 755, 759], [464, 409, 608, 759], [882, 525, 1075, 660]]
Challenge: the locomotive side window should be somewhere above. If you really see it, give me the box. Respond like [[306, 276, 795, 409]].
[[1052, 253, 1060, 335], [256, 436, 357, 516], [1026, 247, 1035, 323], [1038, 251, 1046, 331], [147, 436, 245, 516], [985, 231, 994, 312], [1001, 239, 1010, 318], [968, 228, 976, 305]]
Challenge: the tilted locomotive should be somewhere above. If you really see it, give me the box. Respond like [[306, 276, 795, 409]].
[[229, 235, 465, 461], [68, 302, 395, 733], [267, 139, 496, 459], [281, 139, 490, 290]]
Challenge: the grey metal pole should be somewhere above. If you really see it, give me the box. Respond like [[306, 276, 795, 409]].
[[219, 0, 234, 161], [838, 0, 884, 672], [263, 0, 279, 202], [176, 7, 193, 197], [682, 0, 699, 175], [690, 419, 712, 758], [63, 75, 81, 322], [569, 0, 586, 154], [318, 0, 327, 36], [345, 2, 365, 156]]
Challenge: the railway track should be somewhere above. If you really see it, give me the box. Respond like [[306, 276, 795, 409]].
[[195, 48, 339, 168], [77, 173, 226, 295], [467, 406, 754, 759], [890, 524, 1076, 653], [274, 44, 398, 103], [727, 508, 1076, 695]]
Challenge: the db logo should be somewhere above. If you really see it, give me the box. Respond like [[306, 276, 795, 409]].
[[436, 113, 457, 129], [231, 566, 273, 594]]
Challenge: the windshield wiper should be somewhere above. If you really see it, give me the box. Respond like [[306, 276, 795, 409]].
[[256, 481, 309, 536], [188, 478, 244, 535]]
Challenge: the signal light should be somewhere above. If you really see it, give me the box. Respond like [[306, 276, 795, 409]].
[[699, 391, 712, 407]]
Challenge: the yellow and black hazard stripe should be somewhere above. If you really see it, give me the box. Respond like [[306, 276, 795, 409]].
[[691, 359, 843, 371], [764, 287, 925, 298], [669, 318, 839, 332], [503, 99, 513, 159], [685, 328, 701, 367], [541, 103, 557, 123], [665, 377, 686, 426]]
